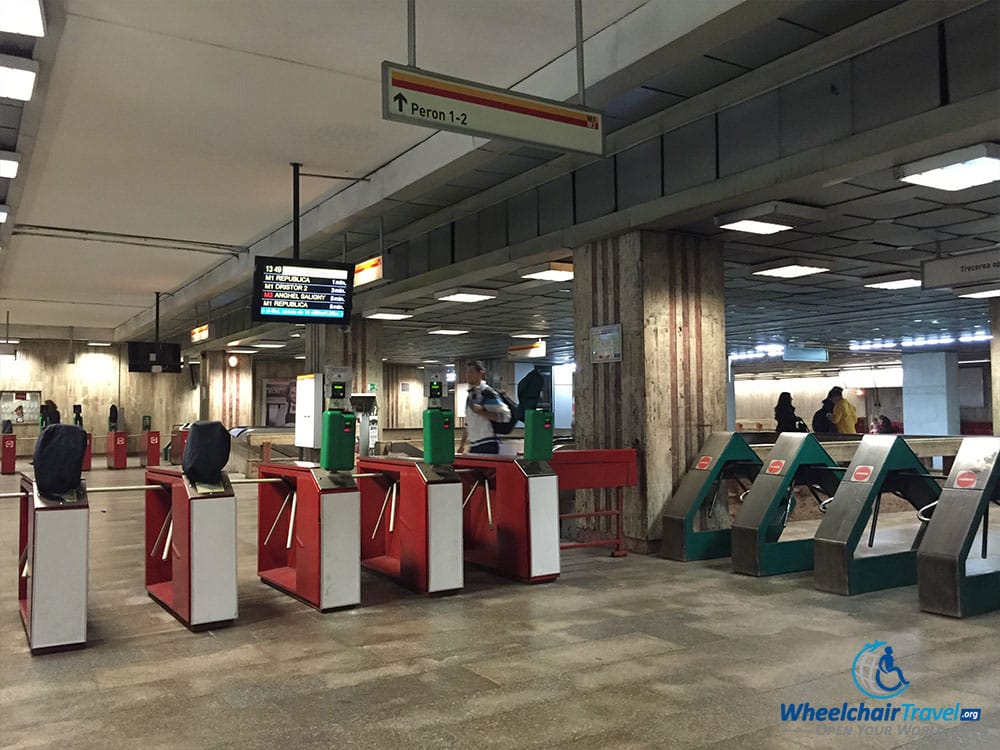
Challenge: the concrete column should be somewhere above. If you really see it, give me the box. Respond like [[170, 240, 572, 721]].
[[992, 299, 999, 436], [323, 317, 383, 397], [902, 351, 960, 435], [573, 230, 726, 551], [200, 350, 252, 427]]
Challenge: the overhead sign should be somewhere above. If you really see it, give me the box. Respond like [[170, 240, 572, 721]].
[[922, 247, 1000, 289], [382, 62, 604, 156], [190, 324, 209, 343], [783, 346, 828, 362], [508, 340, 546, 359], [354, 256, 383, 288]]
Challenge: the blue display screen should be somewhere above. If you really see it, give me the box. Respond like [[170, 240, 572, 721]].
[[251, 256, 355, 323]]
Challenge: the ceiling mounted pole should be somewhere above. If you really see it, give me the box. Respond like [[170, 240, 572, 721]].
[[575, 0, 585, 106], [155, 292, 160, 346], [291, 162, 302, 260], [407, 0, 416, 67]]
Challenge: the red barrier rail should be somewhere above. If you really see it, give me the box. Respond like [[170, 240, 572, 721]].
[[548, 448, 638, 556]]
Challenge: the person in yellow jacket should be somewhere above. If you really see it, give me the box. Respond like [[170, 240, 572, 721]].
[[828, 386, 858, 434]]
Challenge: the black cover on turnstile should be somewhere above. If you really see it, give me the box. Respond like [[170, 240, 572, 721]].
[[33, 424, 88, 496], [182, 421, 231, 484]]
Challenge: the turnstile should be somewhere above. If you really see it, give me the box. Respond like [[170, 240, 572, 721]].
[[144, 468, 238, 630], [814, 435, 940, 596], [917, 437, 1000, 618], [454, 455, 560, 583], [356, 457, 463, 595], [732, 433, 842, 576], [257, 462, 361, 611], [17, 475, 89, 653], [661, 432, 762, 561]]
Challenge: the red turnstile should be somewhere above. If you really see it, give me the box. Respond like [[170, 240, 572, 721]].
[[257, 463, 360, 611], [140, 431, 161, 467], [106, 432, 128, 469], [82, 433, 92, 471], [356, 457, 463, 595], [18, 475, 89, 654], [144, 468, 237, 630], [453, 455, 560, 583], [169, 429, 189, 465], [1, 434, 15, 474]]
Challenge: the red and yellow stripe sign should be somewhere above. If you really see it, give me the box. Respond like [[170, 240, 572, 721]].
[[391, 69, 599, 130]]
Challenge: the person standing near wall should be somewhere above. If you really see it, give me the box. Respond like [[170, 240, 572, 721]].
[[828, 387, 858, 434], [774, 392, 806, 433]]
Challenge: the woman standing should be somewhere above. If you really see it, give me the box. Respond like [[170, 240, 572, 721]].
[[774, 392, 805, 433]]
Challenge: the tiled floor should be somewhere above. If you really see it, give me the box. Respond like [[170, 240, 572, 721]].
[[1, 461, 997, 749]]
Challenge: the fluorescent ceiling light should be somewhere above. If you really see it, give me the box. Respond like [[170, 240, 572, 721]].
[[751, 259, 831, 279], [0, 53, 38, 101], [719, 219, 792, 234], [716, 201, 828, 234], [428, 328, 469, 335], [251, 341, 286, 349], [901, 335, 955, 347], [898, 143, 1000, 191], [87, 341, 112, 347], [958, 332, 993, 343], [0, 1, 46, 37], [520, 261, 574, 282], [294, 355, 306, 360], [363, 308, 413, 321], [958, 284, 1000, 299], [0, 205, 9, 223], [864, 274, 922, 290], [434, 287, 497, 303], [0, 151, 19, 179], [0, 337, 20, 344], [227, 348, 258, 354], [958, 287, 1000, 299], [510, 331, 550, 339]]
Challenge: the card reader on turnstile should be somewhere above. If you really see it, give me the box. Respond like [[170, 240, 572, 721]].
[[422, 367, 454, 466], [524, 408, 554, 462], [321, 368, 356, 472]]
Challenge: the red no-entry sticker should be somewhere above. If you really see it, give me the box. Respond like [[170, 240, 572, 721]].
[[852, 465, 874, 482], [955, 470, 978, 489], [695, 456, 713, 471], [766, 459, 785, 475]]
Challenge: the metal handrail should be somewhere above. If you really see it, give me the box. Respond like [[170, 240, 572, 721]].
[[916, 500, 938, 523]]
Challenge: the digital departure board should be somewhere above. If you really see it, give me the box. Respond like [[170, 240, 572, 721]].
[[251, 256, 355, 323]]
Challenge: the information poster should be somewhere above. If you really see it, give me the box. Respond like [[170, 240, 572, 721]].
[[590, 324, 622, 363], [0, 391, 41, 425], [263, 380, 296, 427]]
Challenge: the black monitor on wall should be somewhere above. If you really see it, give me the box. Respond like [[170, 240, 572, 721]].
[[127, 342, 182, 373], [251, 256, 355, 324]]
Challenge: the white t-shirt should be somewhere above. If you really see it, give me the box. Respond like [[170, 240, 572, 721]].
[[465, 383, 510, 451]]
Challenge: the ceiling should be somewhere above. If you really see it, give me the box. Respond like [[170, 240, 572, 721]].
[[1, 0, 996, 372]]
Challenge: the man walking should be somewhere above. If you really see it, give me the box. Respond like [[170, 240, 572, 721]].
[[457, 360, 511, 455]]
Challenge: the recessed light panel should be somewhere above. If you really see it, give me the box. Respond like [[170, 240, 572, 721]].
[[898, 144, 1000, 191], [434, 288, 497, 303]]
